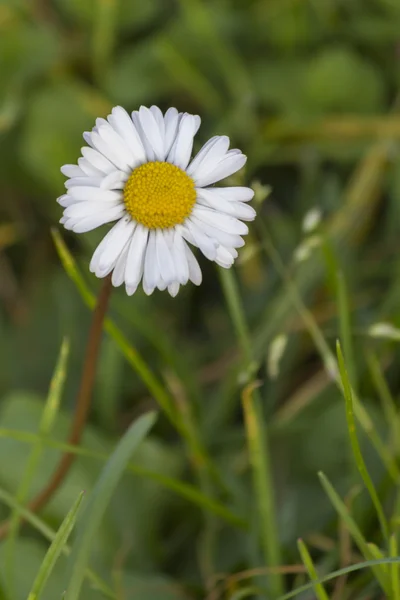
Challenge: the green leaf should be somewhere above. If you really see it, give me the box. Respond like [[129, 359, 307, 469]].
[[64, 412, 157, 600], [27, 492, 84, 600]]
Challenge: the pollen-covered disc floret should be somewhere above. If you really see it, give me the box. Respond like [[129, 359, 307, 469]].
[[58, 105, 256, 297], [123, 162, 196, 229]]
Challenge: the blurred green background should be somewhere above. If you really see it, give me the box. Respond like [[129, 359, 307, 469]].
[[2, 0, 400, 598]]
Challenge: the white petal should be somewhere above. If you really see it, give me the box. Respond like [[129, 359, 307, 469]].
[[70, 205, 125, 233], [57, 194, 75, 207], [112, 238, 131, 287], [225, 246, 238, 259], [168, 282, 180, 297], [83, 132, 95, 148], [81, 147, 115, 175], [132, 111, 156, 162], [64, 200, 121, 219], [100, 170, 129, 190], [77, 157, 102, 177], [65, 176, 103, 189], [166, 229, 189, 285], [108, 106, 147, 164], [68, 187, 122, 202], [193, 206, 248, 235], [90, 216, 135, 277], [150, 106, 165, 147], [138, 106, 165, 161], [187, 136, 229, 179], [61, 164, 84, 178], [143, 230, 159, 294], [215, 245, 235, 268], [196, 189, 256, 221], [228, 203, 256, 221], [126, 284, 139, 296], [62, 217, 75, 229], [155, 229, 176, 285], [97, 124, 136, 170], [184, 242, 202, 285], [163, 107, 180, 156], [90, 129, 130, 172], [187, 136, 218, 171], [195, 153, 247, 187], [125, 224, 149, 288], [78, 157, 104, 177], [190, 215, 244, 249], [194, 115, 201, 134], [203, 186, 254, 202], [95, 117, 108, 129], [181, 220, 217, 261], [167, 114, 197, 170]]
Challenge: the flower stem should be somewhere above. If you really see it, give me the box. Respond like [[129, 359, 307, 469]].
[[219, 267, 283, 597], [0, 274, 113, 539]]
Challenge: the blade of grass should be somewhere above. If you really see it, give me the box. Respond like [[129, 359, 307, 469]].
[[0, 428, 247, 529], [318, 471, 390, 594], [390, 534, 400, 600], [27, 492, 84, 600], [52, 228, 223, 492], [219, 267, 283, 597], [337, 341, 389, 541], [297, 539, 329, 600], [0, 486, 115, 600], [5, 338, 70, 592], [367, 543, 389, 578], [242, 382, 283, 597], [336, 271, 357, 393], [64, 412, 157, 600]]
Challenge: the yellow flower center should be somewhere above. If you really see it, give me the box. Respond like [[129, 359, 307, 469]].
[[123, 161, 197, 229]]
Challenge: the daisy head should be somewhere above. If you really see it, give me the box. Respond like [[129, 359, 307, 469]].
[[58, 106, 256, 297]]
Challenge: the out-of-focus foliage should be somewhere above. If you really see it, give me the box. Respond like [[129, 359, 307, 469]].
[[2, 0, 400, 599]]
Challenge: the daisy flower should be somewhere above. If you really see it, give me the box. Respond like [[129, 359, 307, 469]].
[[58, 106, 255, 297]]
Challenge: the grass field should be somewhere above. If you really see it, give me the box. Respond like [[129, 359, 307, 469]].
[[2, 1, 400, 599]]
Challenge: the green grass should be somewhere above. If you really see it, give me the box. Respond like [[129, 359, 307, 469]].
[[2, 0, 400, 598]]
